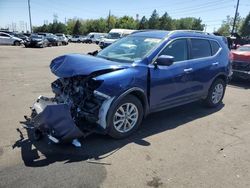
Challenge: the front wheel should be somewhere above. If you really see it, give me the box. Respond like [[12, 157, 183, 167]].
[[107, 95, 143, 139], [14, 41, 20, 46], [203, 78, 226, 107]]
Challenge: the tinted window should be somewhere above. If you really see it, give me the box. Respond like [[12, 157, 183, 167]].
[[160, 39, 188, 62], [190, 39, 211, 59], [210, 40, 220, 55], [0, 33, 9, 37]]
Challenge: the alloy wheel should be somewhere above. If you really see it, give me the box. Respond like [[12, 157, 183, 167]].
[[113, 103, 139, 133]]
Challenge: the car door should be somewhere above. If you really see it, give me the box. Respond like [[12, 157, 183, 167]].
[[149, 38, 194, 111], [184, 38, 215, 98]]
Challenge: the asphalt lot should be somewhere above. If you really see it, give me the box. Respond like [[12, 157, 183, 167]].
[[0, 43, 250, 188]]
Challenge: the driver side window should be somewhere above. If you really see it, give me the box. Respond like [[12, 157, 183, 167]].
[[160, 39, 188, 62]]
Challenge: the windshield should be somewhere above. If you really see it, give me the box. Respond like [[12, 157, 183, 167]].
[[237, 46, 250, 52], [107, 32, 121, 39], [97, 36, 162, 63]]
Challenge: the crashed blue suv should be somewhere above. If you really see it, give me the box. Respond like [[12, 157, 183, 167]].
[[31, 30, 231, 142]]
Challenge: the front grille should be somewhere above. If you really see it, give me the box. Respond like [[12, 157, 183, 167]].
[[232, 61, 250, 71]]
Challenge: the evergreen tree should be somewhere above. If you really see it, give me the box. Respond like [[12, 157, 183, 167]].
[[240, 12, 250, 36], [159, 12, 173, 30], [138, 16, 148, 29], [73, 20, 82, 35], [148, 10, 160, 29]]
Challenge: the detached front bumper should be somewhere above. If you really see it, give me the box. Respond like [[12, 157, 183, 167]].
[[30, 93, 114, 144], [31, 96, 84, 143]]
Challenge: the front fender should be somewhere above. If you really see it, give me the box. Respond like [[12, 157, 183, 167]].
[[94, 66, 148, 97]]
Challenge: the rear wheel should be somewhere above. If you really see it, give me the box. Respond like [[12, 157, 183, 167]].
[[203, 79, 226, 107], [107, 95, 143, 139]]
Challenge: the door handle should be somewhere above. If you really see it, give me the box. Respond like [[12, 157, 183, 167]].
[[184, 68, 193, 73], [212, 62, 219, 66]]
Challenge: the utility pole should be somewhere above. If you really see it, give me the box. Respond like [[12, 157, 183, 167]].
[[107, 10, 111, 30], [231, 0, 240, 35], [28, 0, 32, 33]]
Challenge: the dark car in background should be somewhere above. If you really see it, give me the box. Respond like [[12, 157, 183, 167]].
[[231, 44, 250, 80], [24, 34, 49, 48], [38, 33, 60, 46], [13, 33, 29, 42]]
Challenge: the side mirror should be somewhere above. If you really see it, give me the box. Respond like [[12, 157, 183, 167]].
[[155, 55, 174, 66]]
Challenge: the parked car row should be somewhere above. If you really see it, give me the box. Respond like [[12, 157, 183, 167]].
[[0, 31, 69, 48], [25, 33, 67, 48]]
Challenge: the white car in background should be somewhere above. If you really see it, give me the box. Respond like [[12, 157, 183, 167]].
[[0, 32, 23, 46], [99, 29, 137, 49], [69, 35, 85, 43], [84, 32, 107, 44]]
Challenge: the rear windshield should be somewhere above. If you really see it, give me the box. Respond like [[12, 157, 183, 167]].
[[237, 46, 250, 52]]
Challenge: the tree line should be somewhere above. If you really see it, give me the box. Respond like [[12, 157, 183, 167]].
[[33, 10, 205, 35], [216, 12, 250, 37], [33, 9, 250, 37]]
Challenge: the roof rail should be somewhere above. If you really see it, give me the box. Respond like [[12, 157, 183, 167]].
[[170, 30, 213, 36], [131, 29, 160, 34]]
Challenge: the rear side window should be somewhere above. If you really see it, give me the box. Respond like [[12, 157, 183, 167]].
[[160, 39, 188, 62], [0, 33, 9, 37], [210, 40, 220, 55], [190, 39, 211, 59]]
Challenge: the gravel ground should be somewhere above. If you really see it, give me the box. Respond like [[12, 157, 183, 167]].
[[0, 43, 250, 188]]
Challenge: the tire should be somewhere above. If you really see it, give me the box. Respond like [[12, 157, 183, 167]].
[[203, 78, 226, 108], [107, 95, 143, 139], [14, 41, 20, 46]]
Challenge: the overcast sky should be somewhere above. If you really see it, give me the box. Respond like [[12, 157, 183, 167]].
[[0, 0, 249, 32]]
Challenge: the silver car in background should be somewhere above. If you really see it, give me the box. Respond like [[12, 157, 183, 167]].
[[55, 33, 69, 45], [0, 32, 23, 46]]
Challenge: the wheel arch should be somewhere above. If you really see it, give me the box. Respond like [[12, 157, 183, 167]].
[[106, 87, 149, 130], [204, 73, 228, 99], [214, 74, 228, 84], [115, 87, 149, 117]]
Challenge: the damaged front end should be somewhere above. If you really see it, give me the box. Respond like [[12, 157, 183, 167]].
[[28, 54, 126, 144]]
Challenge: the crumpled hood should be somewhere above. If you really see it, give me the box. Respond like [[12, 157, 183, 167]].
[[50, 54, 128, 78]]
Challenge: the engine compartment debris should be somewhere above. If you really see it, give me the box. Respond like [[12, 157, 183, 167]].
[[28, 75, 111, 147], [51, 76, 105, 124]]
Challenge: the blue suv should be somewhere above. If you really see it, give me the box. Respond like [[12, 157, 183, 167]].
[[32, 30, 231, 142]]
